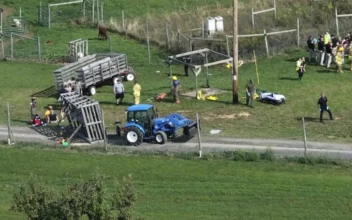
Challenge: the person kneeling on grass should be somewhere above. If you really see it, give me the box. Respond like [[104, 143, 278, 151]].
[[44, 106, 59, 124]]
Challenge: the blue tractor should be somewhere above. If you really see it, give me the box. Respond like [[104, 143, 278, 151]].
[[120, 104, 198, 146]]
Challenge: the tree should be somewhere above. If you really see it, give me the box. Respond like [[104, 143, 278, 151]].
[[11, 173, 138, 220]]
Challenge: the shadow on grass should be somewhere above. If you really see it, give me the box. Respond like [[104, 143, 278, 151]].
[[31, 86, 58, 98], [279, 77, 299, 81], [30, 125, 59, 138], [295, 117, 321, 122], [316, 69, 335, 73], [99, 101, 134, 106]]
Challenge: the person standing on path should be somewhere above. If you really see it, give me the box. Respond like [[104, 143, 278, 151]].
[[317, 93, 333, 123], [113, 78, 125, 105], [133, 80, 142, 105], [172, 76, 181, 104], [245, 79, 256, 108], [30, 96, 37, 119]]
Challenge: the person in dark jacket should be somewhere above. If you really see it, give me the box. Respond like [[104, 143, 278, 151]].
[[183, 55, 191, 76], [317, 93, 333, 122], [307, 36, 315, 63], [325, 41, 333, 68], [317, 35, 325, 65]]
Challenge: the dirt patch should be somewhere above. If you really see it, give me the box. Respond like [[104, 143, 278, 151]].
[[203, 112, 251, 120], [1, 6, 13, 18], [182, 88, 227, 98]]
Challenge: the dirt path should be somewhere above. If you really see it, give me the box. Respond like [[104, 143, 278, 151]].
[[1, 125, 352, 159]]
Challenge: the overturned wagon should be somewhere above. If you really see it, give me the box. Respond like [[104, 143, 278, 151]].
[[76, 53, 136, 95]]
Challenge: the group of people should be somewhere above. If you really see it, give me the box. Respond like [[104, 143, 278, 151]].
[[307, 31, 352, 73], [29, 97, 59, 126], [113, 76, 182, 105], [113, 78, 142, 105]]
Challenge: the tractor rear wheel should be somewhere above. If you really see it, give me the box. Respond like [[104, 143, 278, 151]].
[[124, 126, 143, 146], [155, 131, 167, 144]]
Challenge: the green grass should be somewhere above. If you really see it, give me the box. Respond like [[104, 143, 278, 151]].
[[1, 33, 352, 142], [1, 146, 352, 219], [0, 1, 351, 142]]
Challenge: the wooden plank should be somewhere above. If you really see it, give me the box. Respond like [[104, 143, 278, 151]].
[[253, 7, 275, 15], [80, 107, 92, 143], [50, 0, 83, 7]]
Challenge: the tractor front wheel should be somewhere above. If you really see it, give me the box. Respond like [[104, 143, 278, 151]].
[[155, 131, 167, 144], [124, 127, 144, 146]]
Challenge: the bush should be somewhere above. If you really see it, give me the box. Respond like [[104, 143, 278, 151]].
[[11, 173, 139, 220], [260, 148, 276, 161]]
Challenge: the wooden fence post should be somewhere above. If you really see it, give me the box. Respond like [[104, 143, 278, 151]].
[[109, 35, 112, 54], [82, 0, 86, 18], [302, 117, 307, 156], [264, 29, 269, 57], [196, 113, 202, 158], [48, 4, 51, 28], [96, 0, 99, 25], [274, 0, 277, 19], [335, 7, 339, 38], [146, 18, 151, 64], [10, 33, 13, 59], [226, 36, 230, 56], [251, 8, 254, 29], [202, 20, 205, 38], [7, 102, 12, 145], [122, 9, 125, 32], [92, 0, 95, 23], [165, 24, 170, 50], [101, 109, 108, 151], [37, 36, 41, 61], [297, 17, 300, 47], [101, 1, 103, 23]]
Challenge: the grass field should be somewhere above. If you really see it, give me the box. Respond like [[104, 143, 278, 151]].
[[1, 146, 352, 219], [0, 1, 351, 142]]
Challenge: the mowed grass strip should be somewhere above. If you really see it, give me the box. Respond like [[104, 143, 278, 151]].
[[0, 146, 352, 219]]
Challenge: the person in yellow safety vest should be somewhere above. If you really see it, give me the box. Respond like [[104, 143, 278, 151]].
[[336, 47, 344, 73], [349, 43, 352, 70], [324, 31, 331, 45], [172, 76, 181, 104], [296, 57, 302, 72], [133, 80, 142, 105]]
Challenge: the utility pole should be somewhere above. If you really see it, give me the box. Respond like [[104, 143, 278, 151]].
[[232, 0, 239, 104]]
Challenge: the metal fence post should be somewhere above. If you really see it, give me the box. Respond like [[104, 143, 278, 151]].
[[10, 33, 13, 59], [302, 117, 307, 156], [264, 29, 269, 57], [19, 7, 22, 21], [92, 0, 95, 23], [37, 36, 41, 61]]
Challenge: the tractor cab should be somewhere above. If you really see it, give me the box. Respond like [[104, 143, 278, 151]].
[[121, 104, 198, 146], [126, 104, 157, 137]]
